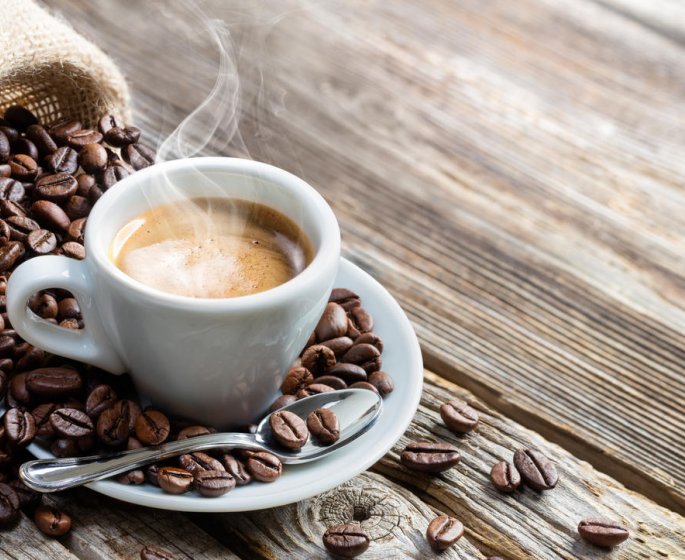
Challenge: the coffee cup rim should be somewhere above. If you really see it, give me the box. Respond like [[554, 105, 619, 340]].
[[85, 157, 341, 311]]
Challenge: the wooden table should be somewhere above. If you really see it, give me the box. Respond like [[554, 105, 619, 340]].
[[27, 0, 685, 558]]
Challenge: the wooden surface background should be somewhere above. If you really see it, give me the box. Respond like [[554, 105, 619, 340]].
[[25, 0, 685, 557]]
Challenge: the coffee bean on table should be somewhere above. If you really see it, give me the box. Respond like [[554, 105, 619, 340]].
[[577, 518, 629, 548], [246, 451, 282, 482], [178, 451, 223, 475], [315, 302, 348, 342], [301, 344, 336, 376], [135, 409, 170, 445], [26, 366, 82, 396], [0, 483, 20, 525], [367, 371, 394, 397], [35, 172, 78, 202], [66, 128, 103, 149], [140, 544, 176, 560], [296, 383, 334, 399], [426, 515, 464, 551], [4, 408, 36, 446], [328, 363, 367, 384], [313, 375, 347, 390], [50, 408, 94, 438], [307, 407, 340, 444], [329, 288, 361, 311], [319, 336, 354, 357], [97, 400, 130, 446], [220, 454, 252, 486], [157, 467, 193, 495], [513, 448, 558, 491], [85, 384, 118, 418], [270, 394, 297, 412], [322, 524, 370, 558], [194, 470, 236, 497], [27, 229, 57, 254], [400, 441, 461, 473], [122, 142, 156, 170], [440, 399, 479, 433], [26, 124, 58, 156], [34, 505, 71, 536], [269, 410, 309, 449], [280, 366, 314, 395], [341, 344, 382, 374], [31, 200, 71, 232], [105, 126, 141, 147], [490, 460, 521, 493]]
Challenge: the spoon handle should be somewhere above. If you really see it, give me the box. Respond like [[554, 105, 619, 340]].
[[19, 433, 261, 493]]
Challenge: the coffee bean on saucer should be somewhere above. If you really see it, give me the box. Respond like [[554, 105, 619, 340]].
[[247, 451, 282, 482], [348, 306, 373, 334], [26, 366, 82, 396], [349, 381, 379, 394], [490, 461, 521, 493], [27, 229, 57, 254], [270, 410, 309, 449], [578, 518, 629, 548], [97, 400, 130, 446], [157, 467, 193, 494], [50, 408, 94, 438], [178, 451, 223, 475], [34, 505, 71, 536], [8, 479, 41, 509], [341, 344, 381, 374], [117, 469, 145, 485], [513, 448, 558, 491], [176, 425, 210, 440], [270, 394, 297, 412], [280, 366, 313, 395], [319, 336, 354, 357], [400, 441, 461, 473], [220, 454, 252, 486], [313, 375, 347, 390], [353, 332, 383, 353], [0, 483, 20, 525], [307, 408, 340, 444], [85, 384, 118, 418], [296, 383, 334, 399], [315, 302, 348, 342], [146, 464, 161, 487], [367, 371, 394, 397], [140, 544, 176, 560], [440, 399, 479, 434], [194, 470, 235, 497], [322, 524, 370, 558], [301, 344, 336, 376], [4, 408, 36, 446], [135, 409, 170, 445], [328, 363, 367, 384], [329, 288, 361, 311], [426, 515, 463, 551]]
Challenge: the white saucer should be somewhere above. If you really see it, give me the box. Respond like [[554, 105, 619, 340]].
[[23, 258, 423, 512]]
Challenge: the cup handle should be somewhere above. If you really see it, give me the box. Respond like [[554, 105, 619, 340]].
[[6, 255, 127, 374]]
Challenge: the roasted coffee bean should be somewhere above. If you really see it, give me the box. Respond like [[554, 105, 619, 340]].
[[0, 126, 18, 146], [176, 425, 210, 440], [319, 336, 354, 357], [135, 409, 170, 445], [578, 518, 629, 548], [0, 336, 16, 360], [157, 466, 193, 495], [220, 454, 252, 486], [329, 288, 361, 311], [98, 114, 124, 135], [513, 448, 558, 491], [44, 146, 79, 174], [34, 505, 71, 536], [60, 241, 86, 259], [178, 452, 223, 475], [67, 217, 86, 243], [328, 362, 367, 384], [0, 164, 10, 178], [16, 346, 47, 370], [247, 451, 282, 482], [25, 124, 58, 156], [296, 383, 334, 399], [48, 119, 82, 146], [123, 142, 155, 170], [117, 469, 145, 485], [64, 195, 91, 220], [27, 229, 57, 254], [140, 544, 176, 560], [269, 410, 309, 449], [8, 372, 29, 403], [490, 460, 521, 493], [0, 130, 9, 163], [348, 306, 373, 334], [30, 200, 71, 232], [98, 163, 130, 188], [4, 106, 37, 130], [315, 302, 348, 342], [349, 381, 379, 394], [367, 371, 393, 397], [270, 393, 297, 412], [75, 173, 96, 196], [6, 215, 39, 242], [400, 441, 461, 473], [8, 479, 41, 509], [146, 464, 161, 487], [123, 399, 142, 432], [26, 366, 82, 396], [66, 128, 103, 149], [322, 524, 370, 558], [354, 332, 384, 353], [0, 357, 10, 373], [194, 470, 235, 497], [87, 185, 104, 203], [0, 200, 27, 218], [32, 403, 58, 438], [4, 408, 36, 446], [0, 482, 19, 525], [341, 343, 381, 373], [440, 399, 479, 434], [0, 177, 24, 201], [106, 126, 141, 147], [35, 172, 78, 202], [8, 154, 38, 181], [85, 384, 117, 418], [50, 408, 94, 438], [12, 138, 39, 160], [127, 436, 143, 450], [280, 366, 314, 395], [97, 400, 130, 446], [301, 344, 336, 375], [313, 375, 347, 390], [30, 292, 59, 319], [78, 143, 107, 173], [426, 515, 464, 551], [51, 437, 79, 457], [306, 408, 340, 444]]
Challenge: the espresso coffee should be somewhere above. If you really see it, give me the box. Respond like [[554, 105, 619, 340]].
[[111, 197, 313, 298]]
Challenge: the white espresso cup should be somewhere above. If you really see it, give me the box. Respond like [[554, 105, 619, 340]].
[[6, 157, 341, 428]]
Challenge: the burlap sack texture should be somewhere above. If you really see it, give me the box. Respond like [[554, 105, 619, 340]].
[[0, 0, 131, 127]]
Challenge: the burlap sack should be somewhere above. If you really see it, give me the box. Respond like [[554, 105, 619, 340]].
[[0, 0, 130, 127]]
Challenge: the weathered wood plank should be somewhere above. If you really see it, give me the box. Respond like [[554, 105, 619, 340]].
[[2, 512, 79, 560]]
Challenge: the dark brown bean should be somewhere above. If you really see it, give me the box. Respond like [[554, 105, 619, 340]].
[[135, 409, 170, 445], [26, 367, 82, 397], [353, 332, 384, 353], [0, 130, 9, 163], [27, 229, 57, 254], [50, 407, 94, 438], [313, 375, 347, 390], [349, 381, 379, 394], [30, 200, 71, 232], [75, 173, 96, 196], [0, 241, 24, 273], [16, 345, 47, 370], [0, 482, 20, 525], [26, 124, 58, 156], [0, 200, 27, 218], [440, 399, 479, 433], [29, 292, 59, 319], [322, 524, 370, 558], [78, 143, 108, 173], [97, 114, 124, 135], [176, 425, 210, 440], [157, 466, 193, 495], [280, 366, 314, 395], [32, 403, 58, 438], [490, 461, 521, 493], [220, 454, 252, 486], [8, 153, 38, 181], [66, 128, 103, 149], [35, 172, 78, 202], [12, 138, 39, 160], [4, 105, 38, 130], [0, 126, 18, 145], [51, 437, 79, 457], [269, 410, 309, 449], [63, 195, 91, 220], [123, 142, 155, 170], [85, 384, 118, 418], [341, 343, 381, 373], [306, 408, 340, 444], [6, 215, 39, 242], [426, 515, 464, 551], [146, 464, 161, 487], [34, 505, 72, 536], [270, 393, 297, 412], [60, 241, 86, 259], [328, 362, 367, 384], [105, 126, 141, 147], [301, 344, 336, 376], [97, 400, 130, 446], [578, 518, 629, 548], [178, 452, 224, 476], [140, 544, 176, 560], [246, 451, 282, 482], [0, 177, 24, 201], [329, 288, 361, 311], [319, 336, 354, 357], [315, 302, 348, 342], [348, 306, 373, 334], [194, 470, 235, 497], [400, 441, 461, 473], [367, 371, 394, 397], [4, 407, 36, 446], [117, 469, 145, 485], [7, 372, 28, 403], [98, 162, 130, 188], [48, 119, 82, 146], [296, 383, 335, 399], [513, 448, 558, 491], [67, 217, 87, 243]]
